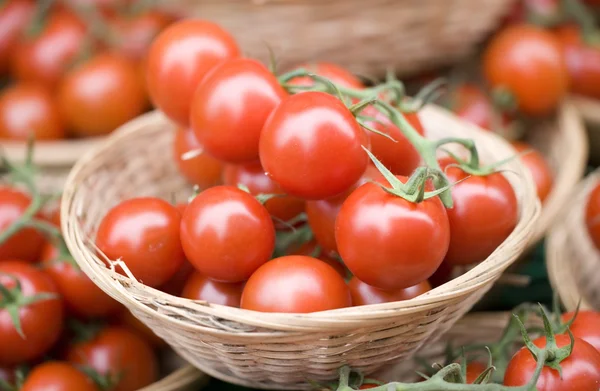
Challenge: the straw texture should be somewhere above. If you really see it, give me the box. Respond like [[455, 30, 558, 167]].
[[61, 106, 540, 390], [157, 0, 516, 78], [142, 366, 206, 391]]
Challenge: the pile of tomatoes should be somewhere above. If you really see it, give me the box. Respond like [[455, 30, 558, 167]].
[[0, 0, 178, 141]]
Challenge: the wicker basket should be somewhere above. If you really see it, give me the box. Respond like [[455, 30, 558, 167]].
[[61, 106, 540, 390], [570, 95, 600, 166], [142, 364, 206, 391], [156, 0, 516, 78]]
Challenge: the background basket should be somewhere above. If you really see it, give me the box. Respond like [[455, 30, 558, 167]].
[[142, 364, 206, 391], [571, 95, 600, 166], [61, 106, 540, 390], [157, 0, 516, 78]]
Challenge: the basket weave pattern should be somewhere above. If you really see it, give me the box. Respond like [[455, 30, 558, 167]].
[[61, 106, 539, 389]]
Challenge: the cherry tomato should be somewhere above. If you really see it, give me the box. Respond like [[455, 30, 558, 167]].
[[112, 309, 165, 348], [260, 91, 369, 200], [21, 362, 98, 391], [180, 186, 275, 282], [555, 26, 600, 100], [0, 0, 35, 74], [11, 9, 88, 88], [158, 259, 195, 297], [504, 0, 560, 25], [288, 240, 348, 278], [0, 187, 45, 262], [465, 361, 487, 384], [222, 161, 305, 224], [448, 84, 510, 131], [173, 126, 223, 189], [512, 141, 553, 203], [182, 271, 244, 307], [288, 62, 364, 89], [504, 334, 600, 390], [483, 24, 568, 116], [440, 158, 518, 266], [67, 326, 158, 391], [146, 19, 240, 126], [57, 52, 146, 137], [586, 183, 600, 250], [335, 177, 450, 290], [561, 311, 600, 352], [95, 197, 185, 288], [349, 277, 431, 306], [0, 261, 64, 365], [191, 58, 287, 163], [241, 255, 352, 313]]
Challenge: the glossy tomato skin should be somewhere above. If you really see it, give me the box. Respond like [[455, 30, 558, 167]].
[[441, 159, 518, 266], [0, 261, 64, 365], [95, 197, 185, 288], [21, 362, 98, 391], [191, 58, 287, 163], [512, 141, 553, 203], [173, 126, 223, 189], [222, 161, 305, 224], [57, 53, 147, 137], [0, 0, 35, 74], [465, 361, 487, 384], [483, 24, 568, 116], [555, 26, 600, 99], [0, 187, 45, 262], [288, 62, 364, 89], [0, 83, 65, 141], [349, 277, 431, 306], [67, 326, 159, 391], [335, 178, 450, 290], [182, 271, 244, 307], [146, 19, 240, 126], [504, 334, 600, 390], [241, 255, 352, 313], [41, 242, 120, 319], [180, 186, 275, 282], [450, 84, 498, 131], [586, 183, 600, 250], [561, 311, 600, 352], [260, 91, 369, 200]]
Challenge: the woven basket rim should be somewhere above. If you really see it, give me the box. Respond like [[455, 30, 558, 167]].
[[2, 136, 106, 167], [140, 365, 205, 391], [571, 95, 600, 126]]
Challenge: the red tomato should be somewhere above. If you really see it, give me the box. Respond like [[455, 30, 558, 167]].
[[173, 126, 223, 189], [288, 62, 364, 89], [112, 309, 165, 348], [504, 334, 600, 390], [449, 84, 497, 131], [146, 19, 240, 126], [10, 9, 88, 88], [222, 161, 305, 224], [41, 242, 120, 319], [555, 26, 600, 100], [288, 240, 348, 278], [67, 326, 158, 391], [504, 0, 560, 25], [462, 361, 487, 384], [191, 58, 287, 163], [180, 186, 275, 282], [0, 0, 35, 74], [158, 259, 195, 297], [349, 277, 431, 306], [440, 158, 518, 266], [483, 25, 568, 116], [182, 271, 244, 307], [21, 362, 98, 391], [241, 255, 352, 313], [260, 91, 369, 200], [57, 53, 147, 137], [335, 177, 450, 290], [586, 183, 600, 250], [0, 83, 65, 141], [511, 141, 553, 203], [95, 197, 185, 287], [0, 261, 64, 365], [561, 311, 600, 352], [0, 187, 45, 262]]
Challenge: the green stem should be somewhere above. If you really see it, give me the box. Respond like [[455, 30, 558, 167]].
[[0, 194, 43, 245]]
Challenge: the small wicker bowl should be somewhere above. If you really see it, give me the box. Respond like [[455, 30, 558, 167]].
[[61, 106, 540, 390]]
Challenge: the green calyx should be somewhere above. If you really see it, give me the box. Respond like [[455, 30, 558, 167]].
[[272, 221, 312, 258], [440, 146, 525, 178]]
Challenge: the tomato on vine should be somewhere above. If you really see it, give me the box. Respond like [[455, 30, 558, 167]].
[[288, 62, 364, 89], [447, 84, 512, 131], [561, 311, 600, 352], [585, 183, 600, 250], [511, 141, 553, 203], [465, 361, 487, 384], [348, 277, 431, 306], [173, 126, 223, 190], [181, 271, 244, 307], [21, 362, 98, 391], [0, 0, 35, 75]]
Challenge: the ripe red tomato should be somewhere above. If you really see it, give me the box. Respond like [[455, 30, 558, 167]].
[[57, 53, 147, 137], [0, 187, 45, 262], [555, 26, 600, 100], [21, 362, 98, 391], [182, 271, 244, 307], [586, 183, 600, 250], [450, 84, 495, 130], [561, 311, 600, 352], [241, 255, 352, 313], [288, 62, 364, 89], [288, 240, 348, 278], [349, 277, 431, 306], [67, 326, 158, 391], [0, 261, 64, 365], [222, 161, 305, 224], [465, 361, 487, 384], [483, 24, 568, 116], [260, 91, 369, 200], [112, 309, 165, 348], [335, 177, 450, 290], [0, 0, 35, 75], [10, 9, 88, 88], [511, 141, 553, 203], [440, 158, 518, 266], [95, 197, 185, 287], [180, 186, 275, 282], [504, 334, 600, 390], [173, 126, 223, 189], [191, 58, 287, 163], [146, 19, 240, 126]]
